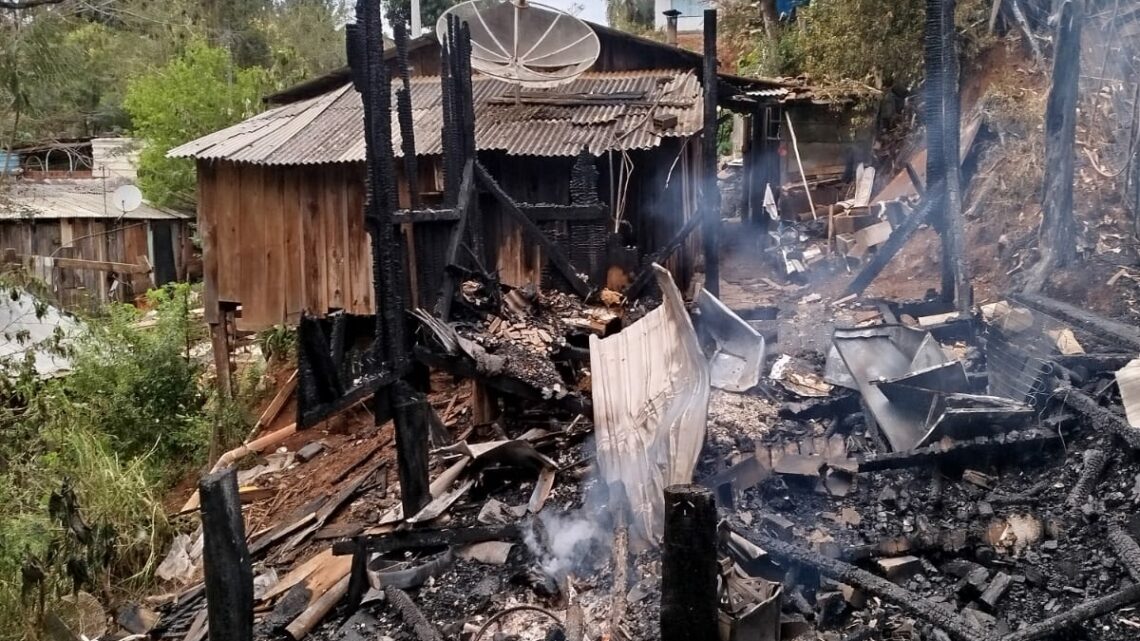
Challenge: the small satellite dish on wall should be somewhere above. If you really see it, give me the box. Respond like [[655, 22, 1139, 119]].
[[112, 184, 143, 214], [437, 0, 600, 88]]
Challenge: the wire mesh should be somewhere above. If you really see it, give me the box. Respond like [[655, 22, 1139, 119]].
[[983, 300, 1105, 408]]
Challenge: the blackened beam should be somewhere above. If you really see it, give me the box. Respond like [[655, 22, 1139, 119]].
[[435, 160, 474, 322], [392, 209, 461, 223], [734, 529, 1001, 641], [392, 206, 605, 224], [199, 469, 254, 641], [475, 161, 592, 299], [1058, 387, 1140, 449], [1002, 582, 1140, 641], [1010, 291, 1140, 352], [626, 211, 704, 300], [1055, 353, 1136, 374], [299, 370, 398, 429], [844, 191, 937, 297], [856, 427, 1064, 472], [331, 523, 520, 556]]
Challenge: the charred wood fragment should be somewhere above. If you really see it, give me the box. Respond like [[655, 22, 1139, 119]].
[[1066, 448, 1108, 507], [385, 586, 443, 641], [856, 429, 1063, 472], [1003, 582, 1140, 641], [662, 485, 718, 641], [1107, 523, 1140, 582], [738, 530, 1000, 641]]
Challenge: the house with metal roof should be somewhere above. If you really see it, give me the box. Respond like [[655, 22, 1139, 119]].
[[0, 178, 191, 310], [169, 26, 785, 331]]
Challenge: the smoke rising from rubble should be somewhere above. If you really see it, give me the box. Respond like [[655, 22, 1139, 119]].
[[525, 445, 615, 581], [525, 510, 610, 581]]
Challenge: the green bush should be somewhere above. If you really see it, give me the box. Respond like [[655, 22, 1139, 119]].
[[0, 280, 238, 638]]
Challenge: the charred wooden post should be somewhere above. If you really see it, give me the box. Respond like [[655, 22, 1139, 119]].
[[392, 380, 431, 517], [661, 485, 718, 641], [739, 530, 1000, 641], [394, 20, 420, 210], [701, 9, 720, 296], [349, 0, 430, 520], [1003, 582, 1140, 641], [940, 0, 969, 311], [1024, 0, 1081, 292], [199, 469, 253, 641], [1066, 449, 1109, 507], [346, 537, 369, 610]]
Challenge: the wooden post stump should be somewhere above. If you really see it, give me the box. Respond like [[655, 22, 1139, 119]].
[[199, 468, 253, 641], [661, 484, 718, 641]]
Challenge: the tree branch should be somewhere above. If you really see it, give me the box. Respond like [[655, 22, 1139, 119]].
[[0, 0, 66, 9]]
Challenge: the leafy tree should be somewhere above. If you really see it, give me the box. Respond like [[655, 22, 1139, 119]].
[[258, 0, 348, 85], [0, 12, 75, 151], [606, 0, 654, 32], [383, 0, 458, 33], [123, 40, 270, 207]]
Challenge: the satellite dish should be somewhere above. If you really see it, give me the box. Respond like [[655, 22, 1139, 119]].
[[112, 184, 143, 214], [437, 0, 600, 88]]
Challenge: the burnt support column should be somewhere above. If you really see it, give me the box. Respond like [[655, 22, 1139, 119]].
[[701, 9, 720, 296], [392, 380, 431, 517], [661, 484, 718, 641], [1024, 0, 1081, 292], [1065, 448, 1108, 507], [199, 469, 253, 641]]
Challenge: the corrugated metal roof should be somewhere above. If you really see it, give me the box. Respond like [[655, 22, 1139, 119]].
[[0, 182, 189, 221], [170, 70, 704, 164]]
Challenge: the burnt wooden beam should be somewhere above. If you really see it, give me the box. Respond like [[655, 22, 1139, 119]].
[[385, 587, 443, 641], [1023, 0, 1081, 292], [904, 162, 925, 196], [392, 380, 431, 519], [1059, 388, 1140, 449], [1002, 582, 1140, 641], [701, 9, 720, 296], [845, 193, 936, 296], [856, 427, 1064, 472], [392, 209, 461, 224], [662, 485, 718, 641], [332, 523, 521, 556], [435, 160, 475, 322], [474, 161, 592, 299], [1010, 292, 1140, 351], [199, 469, 253, 641], [1107, 523, 1140, 582], [737, 529, 1000, 641], [1065, 448, 1108, 507]]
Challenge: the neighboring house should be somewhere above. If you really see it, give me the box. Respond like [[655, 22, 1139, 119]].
[[0, 181, 191, 310], [170, 28, 785, 332], [0, 138, 191, 310]]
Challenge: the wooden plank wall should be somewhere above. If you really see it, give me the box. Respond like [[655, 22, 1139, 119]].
[[198, 160, 374, 331], [0, 217, 183, 311]]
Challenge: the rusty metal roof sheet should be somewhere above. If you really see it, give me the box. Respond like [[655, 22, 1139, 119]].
[[169, 70, 703, 164]]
